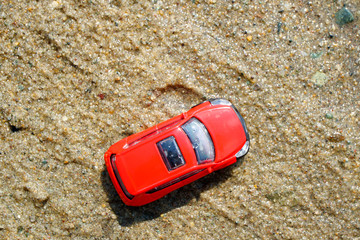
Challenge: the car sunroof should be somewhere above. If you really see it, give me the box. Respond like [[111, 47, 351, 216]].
[[157, 136, 185, 171]]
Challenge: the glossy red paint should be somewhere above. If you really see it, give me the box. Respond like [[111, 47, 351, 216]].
[[104, 99, 250, 206]]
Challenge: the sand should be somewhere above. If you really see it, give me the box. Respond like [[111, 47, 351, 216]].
[[0, 0, 359, 239]]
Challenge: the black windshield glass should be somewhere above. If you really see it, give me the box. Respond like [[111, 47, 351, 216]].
[[182, 118, 215, 164]]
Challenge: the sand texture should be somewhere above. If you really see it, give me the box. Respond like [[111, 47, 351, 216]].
[[0, 0, 359, 239]]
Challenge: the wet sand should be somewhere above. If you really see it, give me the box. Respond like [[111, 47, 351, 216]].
[[0, 0, 359, 239]]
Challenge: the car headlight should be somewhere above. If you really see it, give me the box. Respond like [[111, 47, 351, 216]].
[[235, 140, 250, 158], [210, 99, 232, 106]]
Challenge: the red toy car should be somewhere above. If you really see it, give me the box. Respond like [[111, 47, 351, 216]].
[[104, 99, 250, 206]]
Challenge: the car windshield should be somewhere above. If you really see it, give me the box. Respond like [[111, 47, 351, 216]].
[[182, 118, 215, 164], [157, 136, 185, 171]]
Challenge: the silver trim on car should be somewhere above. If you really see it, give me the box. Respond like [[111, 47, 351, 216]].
[[235, 140, 250, 158]]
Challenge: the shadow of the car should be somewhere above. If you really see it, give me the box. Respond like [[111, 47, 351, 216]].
[[101, 157, 245, 227]]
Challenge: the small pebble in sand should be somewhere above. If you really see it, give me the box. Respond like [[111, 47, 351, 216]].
[[327, 133, 345, 142], [98, 93, 106, 100], [310, 52, 323, 59], [310, 72, 329, 86], [335, 7, 354, 26], [325, 113, 333, 119], [246, 35, 253, 42]]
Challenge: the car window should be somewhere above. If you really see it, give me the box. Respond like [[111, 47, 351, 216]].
[[181, 118, 215, 164], [157, 136, 185, 171]]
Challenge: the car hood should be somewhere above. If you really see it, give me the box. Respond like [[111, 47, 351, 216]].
[[195, 106, 247, 161]]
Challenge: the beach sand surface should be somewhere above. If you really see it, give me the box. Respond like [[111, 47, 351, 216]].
[[0, 0, 359, 239]]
